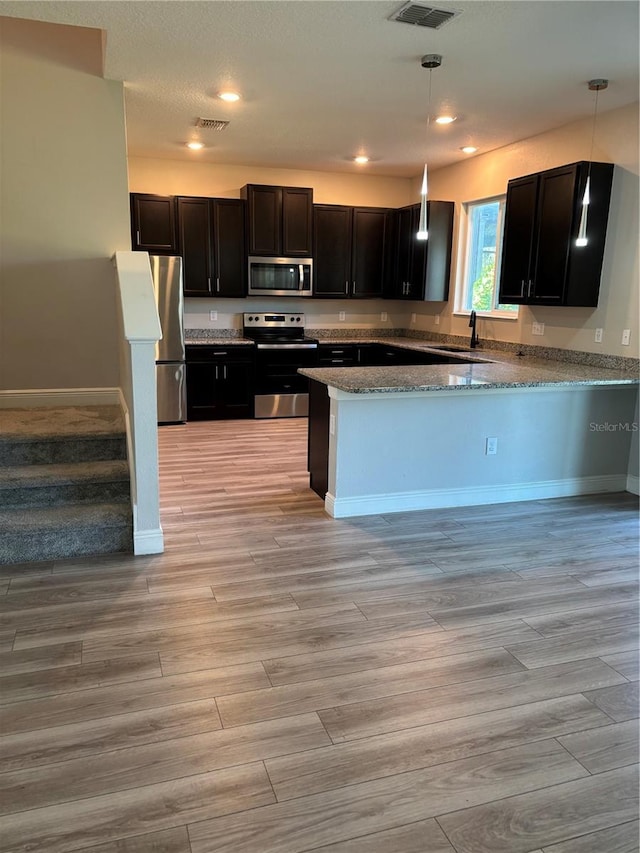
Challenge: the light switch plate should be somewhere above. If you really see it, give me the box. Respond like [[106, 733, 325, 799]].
[[209, 311, 218, 321], [622, 329, 631, 345], [486, 437, 498, 456], [594, 328, 603, 343], [532, 322, 545, 336]]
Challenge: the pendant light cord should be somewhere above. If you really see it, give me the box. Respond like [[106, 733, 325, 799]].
[[588, 85, 600, 163]]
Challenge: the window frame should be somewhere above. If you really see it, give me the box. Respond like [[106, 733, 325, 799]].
[[454, 194, 518, 320]]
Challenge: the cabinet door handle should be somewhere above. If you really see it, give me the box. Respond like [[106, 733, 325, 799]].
[[136, 230, 141, 246], [345, 280, 349, 294], [520, 279, 526, 297], [213, 351, 227, 356], [223, 365, 227, 380], [215, 365, 219, 381], [207, 277, 212, 291], [527, 279, 533, 298], [216, 277, 220, 293]]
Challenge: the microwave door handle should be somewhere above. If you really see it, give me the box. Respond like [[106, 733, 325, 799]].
[[299, 265, 304, 289]]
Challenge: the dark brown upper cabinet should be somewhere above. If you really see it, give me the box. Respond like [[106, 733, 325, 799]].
[[498, 161, 614, 307], [130, 193, 177, 254], [386, 201, 454, 302], [242, 184, 313, 256], [313, 205, 390, 298], [177, 196, 246, 298]]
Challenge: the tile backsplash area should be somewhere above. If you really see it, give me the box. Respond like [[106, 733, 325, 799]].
[[184, 298, 405, 331]]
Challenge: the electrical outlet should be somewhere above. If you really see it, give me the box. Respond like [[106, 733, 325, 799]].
[[532, 322, 545, 336], [622, 329, 631, 346], [381, 311, 388, 322], [209, 310, 218, 321], [595, 328, 603, 343], [435, 315, 440, 326], [485, 437, 498, 456], [339, 311, 346, 322], [411, 313, 417, 323]]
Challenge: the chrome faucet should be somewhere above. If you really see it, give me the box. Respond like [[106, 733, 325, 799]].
[[469, 310, 479, 349]]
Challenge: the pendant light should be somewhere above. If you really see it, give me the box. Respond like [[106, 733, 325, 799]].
[[417, 54, 442, 241], [576, 78, 608, 247]]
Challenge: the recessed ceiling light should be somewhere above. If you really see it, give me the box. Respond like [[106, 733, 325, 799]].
[[186, 141, 204, 150], [435, 115, 456, 125], [218, 91, 241, 102], [354, 155, 370, 164], [460, 145, 477, 154]]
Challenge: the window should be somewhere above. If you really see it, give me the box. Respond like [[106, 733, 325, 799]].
[[457, 196, 518, 318]]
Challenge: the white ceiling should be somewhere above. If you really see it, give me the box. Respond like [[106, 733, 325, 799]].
[[2, 1, 638, 177]]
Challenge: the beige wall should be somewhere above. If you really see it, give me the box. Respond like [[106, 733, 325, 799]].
[[128, 157, 414, 209], [0, 17, 131, 391], [420, 103, 640, 358]]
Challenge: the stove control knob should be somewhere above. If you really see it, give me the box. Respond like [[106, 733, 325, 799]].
[[296, 317, 301, 322]]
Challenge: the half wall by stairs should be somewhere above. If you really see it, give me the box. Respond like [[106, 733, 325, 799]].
[[0, 406, 133, 565]]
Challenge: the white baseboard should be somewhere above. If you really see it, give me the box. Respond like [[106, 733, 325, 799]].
[[325, 475, 628, 518], [627, 474, 640, 495], [133, 527, 164, 555], [0, 388, 121, 408]]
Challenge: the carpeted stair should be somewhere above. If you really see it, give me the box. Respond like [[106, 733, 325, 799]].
[[0, 405, 133, 564]]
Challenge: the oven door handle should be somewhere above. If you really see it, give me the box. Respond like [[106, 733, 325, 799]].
[[255, 343, 318, 350]]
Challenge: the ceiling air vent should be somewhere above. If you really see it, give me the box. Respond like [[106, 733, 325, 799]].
[[389, 3, 461, 29], [196, 118, 230, 131]]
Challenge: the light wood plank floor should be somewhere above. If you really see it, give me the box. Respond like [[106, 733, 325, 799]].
[[1, 418, 638, 853]]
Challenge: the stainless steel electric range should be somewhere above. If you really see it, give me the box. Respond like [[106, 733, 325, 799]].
[[243, 313, 318, 418]]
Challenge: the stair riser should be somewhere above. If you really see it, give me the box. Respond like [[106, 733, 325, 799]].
[[0, 481, 130, 509], [0, 437, 127, 466], [0, 524, 133, 565]]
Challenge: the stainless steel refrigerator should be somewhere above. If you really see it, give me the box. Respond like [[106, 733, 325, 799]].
[[150, 255, 186, 424]]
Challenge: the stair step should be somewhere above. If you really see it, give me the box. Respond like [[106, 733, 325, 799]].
[[0, 406, 126, 465], [0, 503, 133, 565], [0, 461, 130, 508]]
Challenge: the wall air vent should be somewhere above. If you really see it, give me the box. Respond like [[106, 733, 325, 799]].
[[389, 3, 461, 29], [196, 118, 230, 130]]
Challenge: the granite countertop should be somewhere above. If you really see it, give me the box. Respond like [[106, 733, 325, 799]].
[[299, 349, 639, 393], [183, 330, 638, 392], [185, 337, 253, 345]]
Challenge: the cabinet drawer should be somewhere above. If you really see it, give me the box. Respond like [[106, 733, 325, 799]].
[[318, 344, 358, 365], [186, 345, 254, 362], [319, 357, 357, 366]]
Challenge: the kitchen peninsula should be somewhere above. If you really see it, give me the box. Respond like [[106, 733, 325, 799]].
[[300, 347, 639, 519]]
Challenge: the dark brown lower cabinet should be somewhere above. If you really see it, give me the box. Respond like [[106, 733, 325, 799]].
[[308, 379, 330, 498], [186, 346, 254, 420]]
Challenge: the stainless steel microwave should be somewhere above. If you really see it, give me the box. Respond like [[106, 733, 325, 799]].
[[248, 257, 313, 297]]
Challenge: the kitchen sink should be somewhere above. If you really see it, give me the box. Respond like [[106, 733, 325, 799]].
[[424, 344, 474, 352]]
